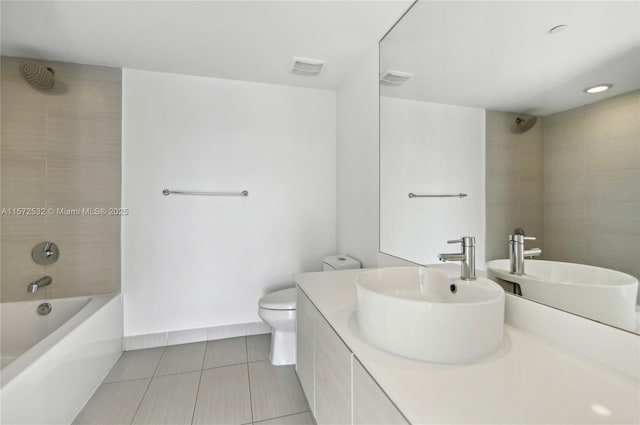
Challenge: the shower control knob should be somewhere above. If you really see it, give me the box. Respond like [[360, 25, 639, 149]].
[[32, 241, 59, 265]]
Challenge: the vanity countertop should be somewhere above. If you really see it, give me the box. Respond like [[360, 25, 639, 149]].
[[295, 269, 640, 424]]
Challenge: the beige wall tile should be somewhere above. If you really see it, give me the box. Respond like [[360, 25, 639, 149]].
[[486, 110, 543, 262], [585, 201, 640, 235], [43, 59, 122, 83], [543, 106, 585, 133], [1, 282, 45, 302], [44, 215, 120, 297], [543, 136, 585, 177], [584, 95, 639, 140], [1, 227, 48, 301], [586, 168, 639, 203], [586, 135, 640, 172], [520, 140, 544, 179], [46, 78, 121, 108], [534, 91, 640, 275], [587, 232, 640, 281], [46, 159, 121, 206], [1, 56, 121, 302], [543, 234, 589, 264], [47, 116, 121, 161], [1, 156, 46, 207], [543, 173, 586, 205], [1, 104, 47, 159]]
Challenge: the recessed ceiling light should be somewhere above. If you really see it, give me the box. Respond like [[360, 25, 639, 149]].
[[549, 25, 568, 35], [584, 84, 613, 94]]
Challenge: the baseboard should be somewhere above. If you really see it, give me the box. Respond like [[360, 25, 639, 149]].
[[124, 321, 271, 351]]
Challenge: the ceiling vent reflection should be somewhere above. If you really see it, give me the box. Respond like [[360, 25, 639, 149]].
[[380, 70, 414, 87]]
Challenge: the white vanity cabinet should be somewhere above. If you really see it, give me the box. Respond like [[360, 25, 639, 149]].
[[295, 288, 318, 412], [315, 310, 352, 424], [296, 287, 408, 425], [353, 358, 408, 425]]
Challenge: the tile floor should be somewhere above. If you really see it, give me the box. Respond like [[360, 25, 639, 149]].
[[74, 334, 314, 425]]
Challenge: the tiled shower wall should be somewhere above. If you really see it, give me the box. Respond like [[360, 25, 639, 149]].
[[485, 110, 544, 261], [1, 56, 121, 301], [486, 90, 639, 286], [543, 90, 640, 284]]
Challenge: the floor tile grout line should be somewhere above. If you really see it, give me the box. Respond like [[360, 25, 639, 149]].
[[155, 368, 205, 378], [102, 376, 155, 385], [128, 347, 166, 424], [254, 410, 312, 424], [154, 341, 208, 377], [189, 369, 204, 425], [152, 346, 169, 377], [200, 340, 207, 370], [127, 376, 152, 425], [245, 336, 254, 424], [106, 368, 202, 383], [91, 338, 271, 424], [202, 359, 254, 372], [188, 337, 208, 425]]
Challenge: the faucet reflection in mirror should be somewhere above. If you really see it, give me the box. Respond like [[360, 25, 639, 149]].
[[508, 228, 541, 275], [379, 0, 640, 334]]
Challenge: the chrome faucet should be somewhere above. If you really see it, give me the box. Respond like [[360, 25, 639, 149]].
[[437, 236, 476, 280], [27, 276, 52, 293], [509, 228, 541, 275]]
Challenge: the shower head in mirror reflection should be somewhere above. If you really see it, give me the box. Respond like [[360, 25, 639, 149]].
[[379, 0, 640, 335], [512, 115, 538, 134]]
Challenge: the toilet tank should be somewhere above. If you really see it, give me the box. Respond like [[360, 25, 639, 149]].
[[323, 255, 361, 271]]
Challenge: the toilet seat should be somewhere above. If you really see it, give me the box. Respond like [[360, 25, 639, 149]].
[[258, 288, 297, 310]]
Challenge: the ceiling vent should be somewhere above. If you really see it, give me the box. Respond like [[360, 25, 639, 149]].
[[380, 70, 415, 87], [291, 57, 326, 76]]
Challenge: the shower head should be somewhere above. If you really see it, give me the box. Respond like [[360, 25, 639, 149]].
[[513, 115, 538, 133], [19, 61, 55, 90]]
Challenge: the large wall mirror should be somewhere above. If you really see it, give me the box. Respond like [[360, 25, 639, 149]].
[[380, 1, 640, 333]]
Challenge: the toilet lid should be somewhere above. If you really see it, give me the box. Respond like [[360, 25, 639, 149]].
[[259, 288, 297, 310]]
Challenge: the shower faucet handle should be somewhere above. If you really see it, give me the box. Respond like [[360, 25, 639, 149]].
[[44, 242, 55, 257], [32, 241, 59, 265]]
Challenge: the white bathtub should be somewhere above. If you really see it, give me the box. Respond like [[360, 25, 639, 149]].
[[1, 294, 123, 425]]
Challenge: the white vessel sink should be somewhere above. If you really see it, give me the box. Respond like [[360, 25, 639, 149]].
[[486, 259, 638, 331], [355, 267, 505, 364]]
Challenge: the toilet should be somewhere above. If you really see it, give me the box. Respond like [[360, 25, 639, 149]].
[[258, 255, 361, 365]]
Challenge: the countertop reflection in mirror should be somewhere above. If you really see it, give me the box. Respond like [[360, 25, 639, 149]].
[[379, 0, 640, 334]]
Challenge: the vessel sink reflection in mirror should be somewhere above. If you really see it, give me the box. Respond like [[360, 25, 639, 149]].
[[355, 267, 505, 364], [486, 260, 639, 332]]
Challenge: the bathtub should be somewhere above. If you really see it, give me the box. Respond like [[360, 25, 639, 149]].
[[1, 294, 123, 425]]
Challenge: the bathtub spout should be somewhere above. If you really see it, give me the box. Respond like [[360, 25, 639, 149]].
[[28, 276, 52, 293]]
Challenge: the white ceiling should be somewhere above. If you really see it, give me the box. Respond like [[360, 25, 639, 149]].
[[1, 0, 411, 90], [381, 1, 640, 116]]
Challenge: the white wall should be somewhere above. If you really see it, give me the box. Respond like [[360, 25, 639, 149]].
[[380, 97, 485, 266], [122, 69, 336, 337], [335, 47, 380, 268]]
